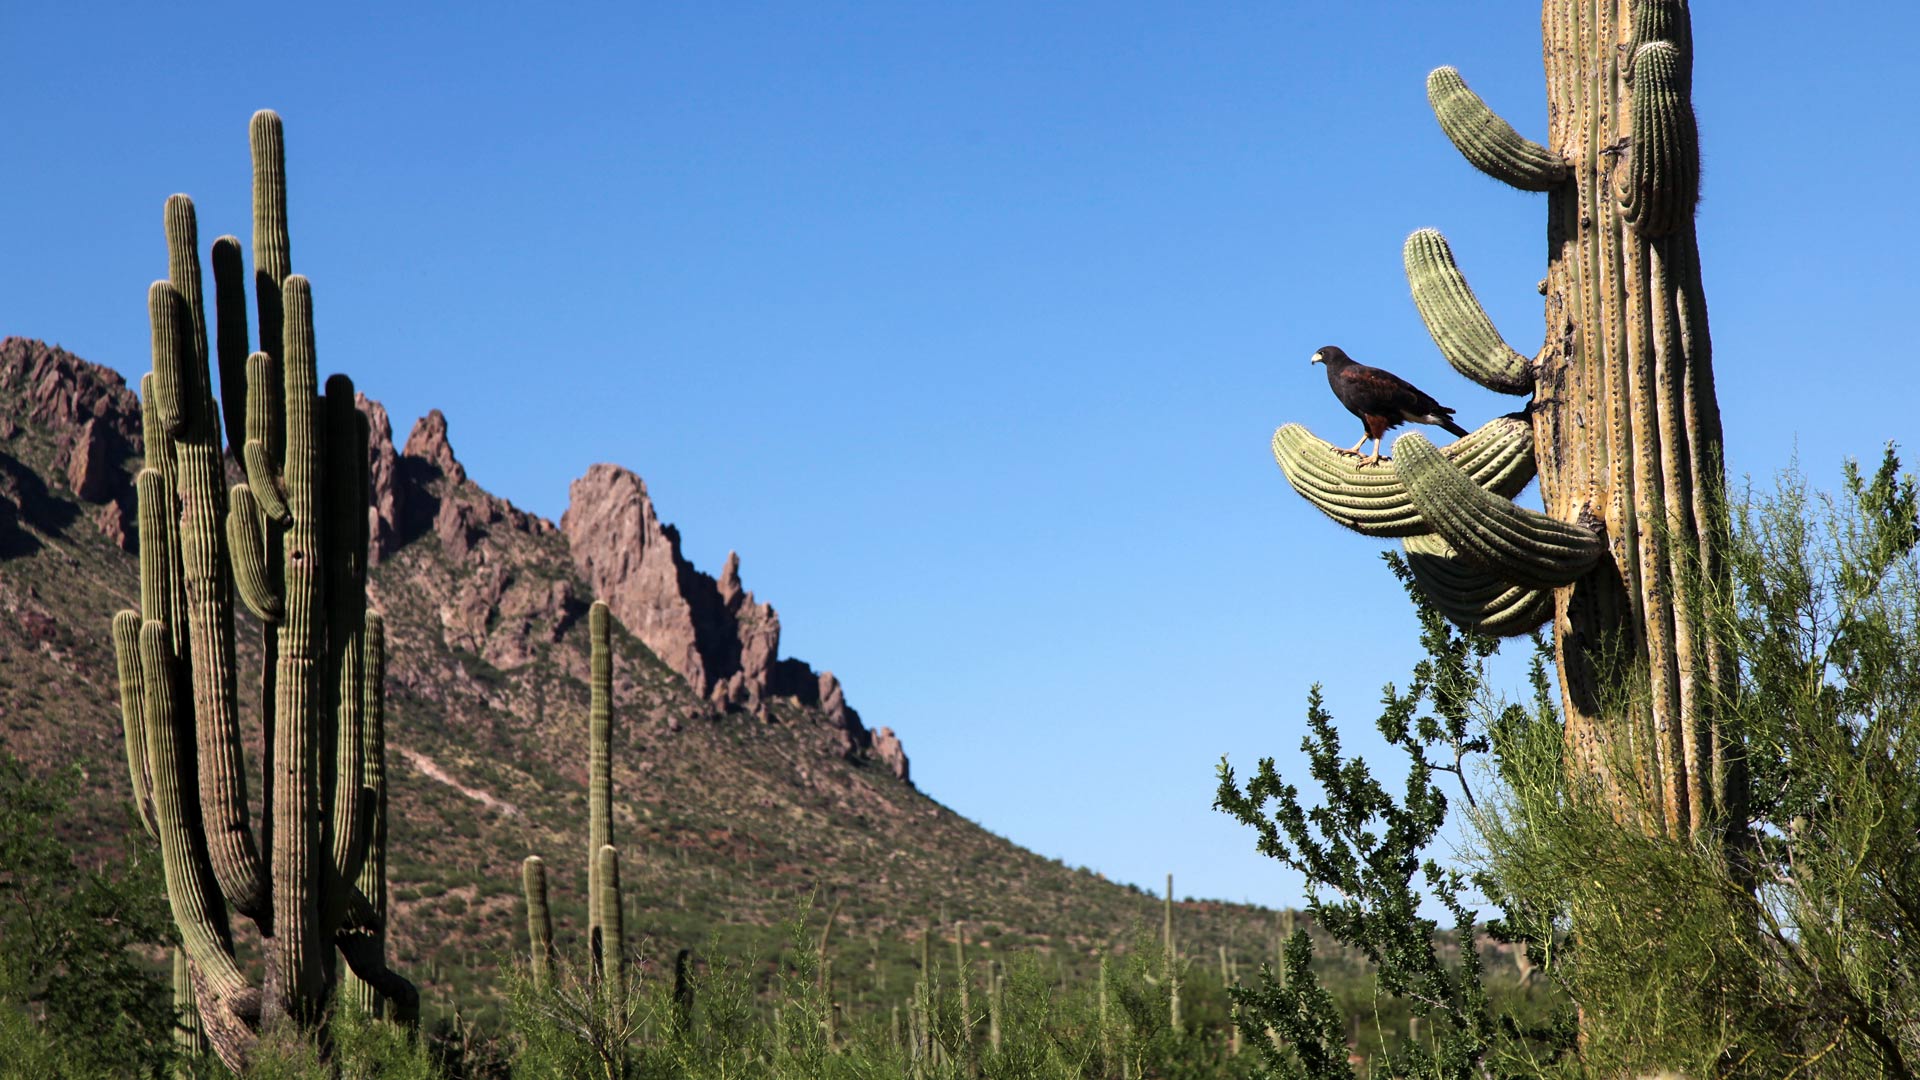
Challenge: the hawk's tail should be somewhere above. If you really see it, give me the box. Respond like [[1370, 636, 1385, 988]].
[[1440, 416, 1470, 438]]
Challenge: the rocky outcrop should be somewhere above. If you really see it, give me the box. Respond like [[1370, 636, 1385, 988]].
[[561, 463, 905, 778], [0, 338, 139, 548], [872, 727, 910, 783]]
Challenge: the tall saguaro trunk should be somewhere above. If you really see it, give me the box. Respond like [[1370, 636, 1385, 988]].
[[1271, 1, 1742, 845], [1534, 0, 1738, 841]]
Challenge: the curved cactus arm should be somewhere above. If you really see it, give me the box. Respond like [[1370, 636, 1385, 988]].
[[164, 197, 210, 380], [1394, 433, 1604, 590], [1402, 534, 1553, 637], [241, 352, 291, 526], [335, 893, 419, 1028], [1620, 42, 1699, 238], [1629, 0, 1692, 88], [113, 610, 159, 839], [1426, 67, 1567, 192], [324, 376, 371, 889], [138, 381, 188, 653], [1403, 229, 1534, 394], [211, 236, 251, 454], [523, 855, 555, 989], [597, 845, 626, 1004], [341, 612, 391, 1018], [250, 111, 291, 369], [137, 620, 260, 1063], [227, 485, 283, 621], [155, 264, 269, 923], [1273, 415, 1536, 536]]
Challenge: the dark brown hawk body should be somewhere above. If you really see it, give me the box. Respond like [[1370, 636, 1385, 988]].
[[1310, 345, 1468, 464]]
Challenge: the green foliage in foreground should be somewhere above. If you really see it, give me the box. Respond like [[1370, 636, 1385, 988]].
[[5, 451, 1916, 1080], [1219, 448, 1920, 1079], [0, 753, 177, 1078]]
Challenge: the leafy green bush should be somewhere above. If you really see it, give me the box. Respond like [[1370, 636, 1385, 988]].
[[0, 750, 177, 1078]]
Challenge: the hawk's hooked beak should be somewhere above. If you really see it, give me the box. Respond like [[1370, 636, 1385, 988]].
[[1310, 351, 1324, 365]]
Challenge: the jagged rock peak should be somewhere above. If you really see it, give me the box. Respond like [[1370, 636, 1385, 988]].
[[403, 408, 465, 485], [561, 462, 906, 780]]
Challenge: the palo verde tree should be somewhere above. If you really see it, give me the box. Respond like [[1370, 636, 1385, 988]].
[[111, 110, 416, 1069], [1272, 1, 1737, 845]]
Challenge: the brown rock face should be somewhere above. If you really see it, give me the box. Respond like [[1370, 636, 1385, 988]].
[[0, 338, 141, 450], [65, 417, 116, 502], [359, 393, 404, 564], [872, 727, 910, 783], [561, 463, 905, 778]]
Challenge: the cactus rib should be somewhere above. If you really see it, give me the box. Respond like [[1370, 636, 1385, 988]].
[[598, 845, 626, 1004], [227, 485, 282, 620], [1393, 433, 1604, 590], [1401, 533, 1554, 637], [1426, 66, 1566, 191], [523, 856, 554, 989], [1621, 42, 1699, 238], [1272, 415, 1535, 536], [1403, 229, 1533, 394], [587, 600, 614, 963]]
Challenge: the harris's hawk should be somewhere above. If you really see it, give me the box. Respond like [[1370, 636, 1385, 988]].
[[1310, 345, 1469, 466]]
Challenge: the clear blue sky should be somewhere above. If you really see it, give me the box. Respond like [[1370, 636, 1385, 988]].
[[7, 3, 1917, 912]]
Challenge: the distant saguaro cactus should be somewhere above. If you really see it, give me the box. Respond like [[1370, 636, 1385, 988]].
[[111, 110, 415, 1070], [1271, 1, 1740, 843], [520, 601, 630, 987]]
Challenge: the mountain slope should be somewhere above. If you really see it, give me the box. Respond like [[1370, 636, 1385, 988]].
[[0, 335, 1285, 1017]]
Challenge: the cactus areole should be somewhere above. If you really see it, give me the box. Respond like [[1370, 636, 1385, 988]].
[[1272, 1, 1742, 845]]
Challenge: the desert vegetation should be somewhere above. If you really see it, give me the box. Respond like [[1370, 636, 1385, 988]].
[[4, 2, 1917, 1078]]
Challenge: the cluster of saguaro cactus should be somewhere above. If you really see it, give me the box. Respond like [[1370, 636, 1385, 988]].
[[522, 601, 629, 1005], [1273, 1, 1738, 843], [110, 110, 416, 1069]]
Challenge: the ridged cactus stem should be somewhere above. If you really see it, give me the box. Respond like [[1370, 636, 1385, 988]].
[[137, 621, 258, 1061], [1620, 41, 1699, 238], [1426, 66, 1566, 191], [597, 845, 625, 1004], [587, 600, 614, 967], [1164, 874, 1179, 1030], [324, 375, 370, 889], [522, 856, 554, 990], [210, 235, 250, 453], [249, 111, 290, 369], [1272, 415, 1537, 536], [341, 614, 390, 1018], [1394, 433, 1604, 591], [155, 245, 268, 923], [1403, 229, 1534, 394], [112, 610, 158, 838], [1537, 0, 1734, 839], [269, 273, 326, 1023], [1401, 533, 1555, 637], [172, 948, 208, 1055]]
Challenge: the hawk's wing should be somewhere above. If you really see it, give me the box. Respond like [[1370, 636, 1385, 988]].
[[1335, 363, 1447, 418]]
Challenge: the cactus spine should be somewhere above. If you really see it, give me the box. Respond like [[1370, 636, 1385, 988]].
[[1272, 2, 1741, 841], [110, 111, 414, 1069]]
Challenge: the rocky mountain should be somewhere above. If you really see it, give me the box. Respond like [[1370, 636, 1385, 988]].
[[0, 335, 1277, 1018]]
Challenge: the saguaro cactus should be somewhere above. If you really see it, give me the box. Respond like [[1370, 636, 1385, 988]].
[[109, 111, 415, 1069], [1271, 1, 1738, 843], [520, 601, 631, 990]]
